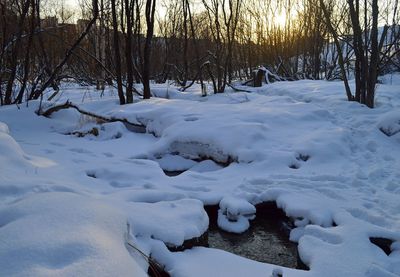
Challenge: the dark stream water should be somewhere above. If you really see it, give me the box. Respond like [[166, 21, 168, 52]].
[[205, 203, 303, 269], [149, 202, 307, 276]]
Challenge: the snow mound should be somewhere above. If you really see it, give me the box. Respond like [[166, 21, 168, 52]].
[[0, 192, 147, 277], [125, 199, 208, 247], [0, 121, 55, 170], [378, 111, 400, 137], [218, 197, 256, 233], [86, 160, 165, 188], [156, 154, 197, 171], [0, 121, 32, 168], [189, 160, 223, 173], [0, 122, 10, 133]]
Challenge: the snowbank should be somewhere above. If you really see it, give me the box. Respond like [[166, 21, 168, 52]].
[[0, 192, 147, 277], [1, 77, 400, 276]]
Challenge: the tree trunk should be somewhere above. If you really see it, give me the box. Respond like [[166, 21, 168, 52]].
[[111, 0, 125, 104], [125, 0, 134, 103], [142, 0, 156, 99], [366, 0, 379, 108]]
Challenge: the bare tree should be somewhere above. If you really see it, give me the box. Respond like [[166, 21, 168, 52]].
[[320, 0, 387, 107], [111, 0, 125, 104], [4, 0, 31, 105], [142, 0, 156, 99], [31, 0, 100, 101], [124, 0, 134, 103], [1, 0, 399, 106]]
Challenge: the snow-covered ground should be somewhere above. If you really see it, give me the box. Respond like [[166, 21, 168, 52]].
[[1, 77, 400, 276]]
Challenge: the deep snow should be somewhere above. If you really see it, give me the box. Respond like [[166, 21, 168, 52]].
[[1, 77, 400, 276]]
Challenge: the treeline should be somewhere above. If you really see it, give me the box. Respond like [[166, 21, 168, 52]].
[[1, 0, 399, 107]]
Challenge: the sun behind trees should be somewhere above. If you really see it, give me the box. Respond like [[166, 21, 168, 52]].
[[0, 0, 399, 107]]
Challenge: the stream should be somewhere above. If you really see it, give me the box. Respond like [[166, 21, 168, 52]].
[[205, 202, 305, 269]]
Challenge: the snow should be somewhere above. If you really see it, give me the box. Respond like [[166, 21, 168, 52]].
[[0, 192, 147, 277], [189, 159, 223, 173], [378, 111, 400, 137], [123, 199, 208, 247], [1, 76, 400, 276], [218, 196, 256, 233], [156, 154, 197, 171]]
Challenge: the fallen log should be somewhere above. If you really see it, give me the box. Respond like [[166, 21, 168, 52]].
[[226, 83, 252, 93], [37, 100, 146, 133]]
